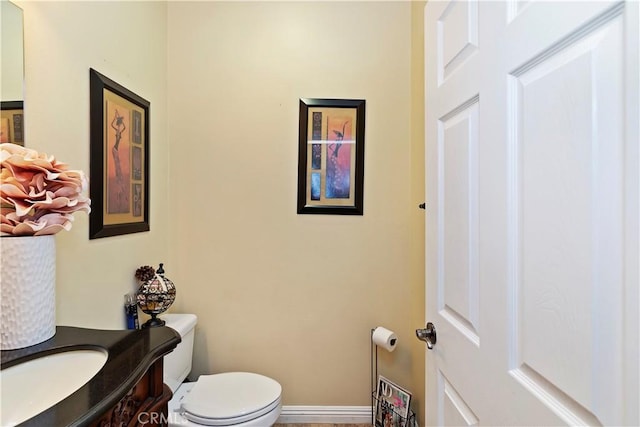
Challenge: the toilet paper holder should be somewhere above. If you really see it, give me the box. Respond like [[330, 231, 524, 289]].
[[370, 327, 416, 426], [370, 327, 396, 396]]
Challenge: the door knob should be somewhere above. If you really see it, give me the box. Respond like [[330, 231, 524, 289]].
[[416, 322, 437, 349]]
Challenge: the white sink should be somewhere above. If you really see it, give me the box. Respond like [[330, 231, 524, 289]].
[[0, 348, 108, 426]]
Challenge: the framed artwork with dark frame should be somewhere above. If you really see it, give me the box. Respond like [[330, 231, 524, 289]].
[[1, 101, 24, 146], [297, 98, 366, 215], [89, 68, 150, 239]]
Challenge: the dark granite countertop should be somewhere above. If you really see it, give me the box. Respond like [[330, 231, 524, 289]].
[[1, 325, 181, 426]]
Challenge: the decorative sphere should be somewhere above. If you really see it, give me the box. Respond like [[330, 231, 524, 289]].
[[136, 263, 176, 324]]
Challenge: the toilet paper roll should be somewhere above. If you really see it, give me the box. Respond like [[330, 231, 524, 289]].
[[372, 326, 398, 352]]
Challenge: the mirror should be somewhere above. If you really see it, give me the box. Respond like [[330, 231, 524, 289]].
[[1, 0, 24, 146]]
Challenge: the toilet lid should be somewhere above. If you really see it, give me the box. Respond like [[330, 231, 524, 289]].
[[180, 372, 282, 426]]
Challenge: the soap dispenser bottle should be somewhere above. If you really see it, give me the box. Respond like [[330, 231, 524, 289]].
[[124, 293, 139, 329]]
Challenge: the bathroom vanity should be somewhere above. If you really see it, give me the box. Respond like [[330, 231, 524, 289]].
[[0, 325, 180, 426]]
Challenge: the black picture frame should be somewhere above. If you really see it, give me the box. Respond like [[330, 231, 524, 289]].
[[89, 68, 150, 239], [297, 98, 366, 215], [1, 101, 24, 146]]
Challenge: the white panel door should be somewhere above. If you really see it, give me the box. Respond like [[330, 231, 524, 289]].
[[422, 1, 639, 426]]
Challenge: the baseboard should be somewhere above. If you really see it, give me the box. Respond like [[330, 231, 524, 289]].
[[277, 405, 372, 424]]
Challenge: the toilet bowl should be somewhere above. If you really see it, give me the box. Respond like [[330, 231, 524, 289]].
[[162, 314, 282, 427]]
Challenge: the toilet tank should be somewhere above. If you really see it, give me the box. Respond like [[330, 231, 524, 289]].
[[161, 313, 197, 393]]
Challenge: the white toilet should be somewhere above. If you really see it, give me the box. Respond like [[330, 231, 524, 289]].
[[162, 314, 282, 427]]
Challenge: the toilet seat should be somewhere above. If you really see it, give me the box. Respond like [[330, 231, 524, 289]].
[[180, 372, 282, 426]]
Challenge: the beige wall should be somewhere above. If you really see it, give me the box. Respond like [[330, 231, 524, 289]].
[[167, 0, 422, 408], [14, 0, 426, 417], [17, 0, 170, 329], [410, 0, 426, 418]]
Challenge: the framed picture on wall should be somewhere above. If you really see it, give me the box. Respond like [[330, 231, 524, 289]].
[[297, 98, 366, 215], [89, 68, 150, 239], [1, 101, 24, 146]]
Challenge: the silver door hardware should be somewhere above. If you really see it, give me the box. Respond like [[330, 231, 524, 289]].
[[416, 322, 437, 349]]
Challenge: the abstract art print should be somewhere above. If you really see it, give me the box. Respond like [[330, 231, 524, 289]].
[[297, 98, 365, 215], [89, 68, 150, 239]]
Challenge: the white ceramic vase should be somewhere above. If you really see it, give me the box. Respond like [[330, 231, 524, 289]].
[[0, 235, 56, 350]]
